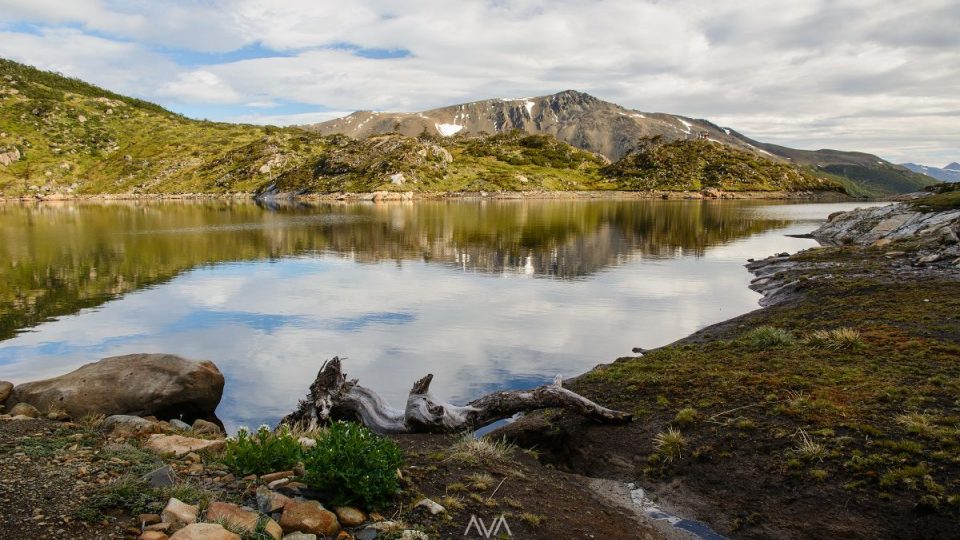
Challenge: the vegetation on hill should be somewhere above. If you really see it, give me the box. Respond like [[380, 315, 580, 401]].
[[603, 136, 843, 193], [1, 58, 844, 197]]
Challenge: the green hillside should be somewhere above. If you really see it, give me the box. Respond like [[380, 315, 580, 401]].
[[1, 58, 844, 197]]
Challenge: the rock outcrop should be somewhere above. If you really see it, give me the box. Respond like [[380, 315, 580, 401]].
[[8, 354, 224, 422]]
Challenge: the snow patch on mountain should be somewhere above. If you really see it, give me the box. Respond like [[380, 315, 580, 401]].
[[436, 123, 464, 136]]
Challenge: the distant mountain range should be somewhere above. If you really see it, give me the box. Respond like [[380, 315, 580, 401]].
[[306, 90, 935, 196], [900, 162, 960, 183]]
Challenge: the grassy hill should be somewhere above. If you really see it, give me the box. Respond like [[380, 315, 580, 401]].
[[1, 58, 843, 197]]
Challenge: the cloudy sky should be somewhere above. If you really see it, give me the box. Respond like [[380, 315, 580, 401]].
[[0, 0, 957, 165]]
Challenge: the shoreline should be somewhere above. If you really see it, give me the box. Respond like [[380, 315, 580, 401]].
[[500, 199, 960, 539], [0, 188, 856, 204]]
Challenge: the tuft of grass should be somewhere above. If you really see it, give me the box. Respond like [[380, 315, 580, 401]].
[[895, 412, 936, 437], [519, 512, 544, 527], [652, 427, 686, 462], [674, 407, 699, 425], [448, 433, 516, 464], [738, 326, 796, 349], [466, 473, 496, 491], [806, 328, 864, 350], [809, 468, 829, 482], [791, 430, 826, 462], [440, 496, 465, 511]]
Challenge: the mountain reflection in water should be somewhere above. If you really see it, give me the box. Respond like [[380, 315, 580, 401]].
[[0, 199, 872, 431]]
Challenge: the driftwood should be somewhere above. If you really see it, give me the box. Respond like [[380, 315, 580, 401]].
[[279, 357, 631, 434]]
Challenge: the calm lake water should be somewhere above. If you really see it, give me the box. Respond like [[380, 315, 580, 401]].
[[0, 199, 883, 431]]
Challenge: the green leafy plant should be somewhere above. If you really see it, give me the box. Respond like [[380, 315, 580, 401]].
[[220, 425, 302, 477], [738, 326, 796, 349], [300, 421, 404, 509]]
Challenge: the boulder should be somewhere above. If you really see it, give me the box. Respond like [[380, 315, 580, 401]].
[[279, 500, 340, 537], [145, 434, 226, 458], [205, 502, 258, 534], [334, 506, 367, 527], [169, 523, 239, 540], [169, 419, 191, 431], [102, 415, 162, 437], [8, 354, 223, 422], [161, 498, 197, 531], [9, 402, 39, 418], [142, 465, 178, 488], [191, 418, 222, 435], [0, 381, 12, 404], [139, 531, 169, 540]]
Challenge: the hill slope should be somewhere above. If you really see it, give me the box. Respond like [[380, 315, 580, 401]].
[[0, 58, 840, 197], [306, 91, 934, 196]]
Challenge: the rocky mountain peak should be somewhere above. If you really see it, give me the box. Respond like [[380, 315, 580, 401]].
[[944, 162, 960, 171]]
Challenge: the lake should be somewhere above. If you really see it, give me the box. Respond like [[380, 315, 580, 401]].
[[0, 199, 882, 431]]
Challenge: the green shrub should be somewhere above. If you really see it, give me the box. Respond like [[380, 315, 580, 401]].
[[674, 407, 699, 425], [300, 421, 404, 509], [220, 425, 302, 477]]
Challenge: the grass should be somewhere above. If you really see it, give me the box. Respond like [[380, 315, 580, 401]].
[[674, 407, 699, 425], [652, 427, 686, 462], [448, 434, 517, 464], [77, 477, 218, 523], [573, 244, 960, 521]]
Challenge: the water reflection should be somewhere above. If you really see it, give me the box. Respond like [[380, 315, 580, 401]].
[[0, 200, 873, 430]]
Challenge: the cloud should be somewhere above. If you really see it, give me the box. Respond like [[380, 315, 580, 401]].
[[0, 0, 957, 164]]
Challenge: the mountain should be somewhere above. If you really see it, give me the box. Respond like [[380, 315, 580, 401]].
[[306, 90, 935, 196], [900, 162, 960, 183]]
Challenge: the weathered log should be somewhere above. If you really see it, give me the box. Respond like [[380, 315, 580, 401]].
[[279, 357, 631, 434]]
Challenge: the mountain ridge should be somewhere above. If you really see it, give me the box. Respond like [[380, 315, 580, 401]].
[[900, 162, 960, 183], [306, 90, 935, 196]]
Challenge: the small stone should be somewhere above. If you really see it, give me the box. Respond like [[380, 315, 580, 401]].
[[145, 434, 225, 458], [368, 512, 385, 523], [263, 518, 283, 540], [260, 470, 294, 484], [169, 419, 191, 431], [205, 502, 258, 534], [169, 523, 239, 540], [139, 514, 162, 526], [142, 466, 178, 488], [371, 521, 404, 532], [191, 418, 222, 435], [161, 498, 197, 531], [414, 498, 445, 515], [336, 532, 352, 540], [47, 410, 71, 421], [0, 381, 12, 403], [11, 414, 33, 420], [102, 415, 161, 437], [334, 506, 366, 527], [184, 452, 201, 464], [279, 500, 340, 537], [282, 533, 317, 540], [139, 531, 169, 540], [267, 478, 290, 490], [256, 486, 291, 513], [9, 403, 40, 418], [145, 523, 172, 532], [401, 531, 428, 540]]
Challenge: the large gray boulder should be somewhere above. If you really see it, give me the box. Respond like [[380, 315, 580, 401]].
[[8, 354, 224, 422]]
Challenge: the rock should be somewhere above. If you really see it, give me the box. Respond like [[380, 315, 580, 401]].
[[401, 531, 429, 540], [169, 523, 239, 540], [0, 148, 20, 167], [261, 470, 295, 484], [169, 419, 191, 431], [46, 409, 70, 421], [192, 418, 222, 435], [205, 502, 258, 534], [145, 523, 172, 532], [282, 533, 317, 540], [268, 478, 290, 490], [334, 506, 366, 527], [102, 415, 161, 437], [390, 172, 405, 185], [10, 414, 33, 421], [145, 434, 226, 458], [161, 498, 198, 531], [355, 529, 377, 540], [298, 436, 316, 449], [256, 486, 291, 513], [371, 521, 404, 532], [139, 531, 169, 540], [139, 513, 162, 526], [263, 518, 283, 539], [142, 466, 178, 488], [701, 187, 721, 198], [279, 500, 340, 537], [916, 253, 944, 265], [414, 498, 445, 515], [8, 354, 224, 421], [0, 381, 12, 404], [9, 402, 39, 418]]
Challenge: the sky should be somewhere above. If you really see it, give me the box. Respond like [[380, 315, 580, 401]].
[[0, 0, 957, 165]]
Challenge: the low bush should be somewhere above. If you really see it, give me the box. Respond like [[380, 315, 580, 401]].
[[738, 326, 796, 349], [220, 425, 301, 477], [300, 421, 404, 509]]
